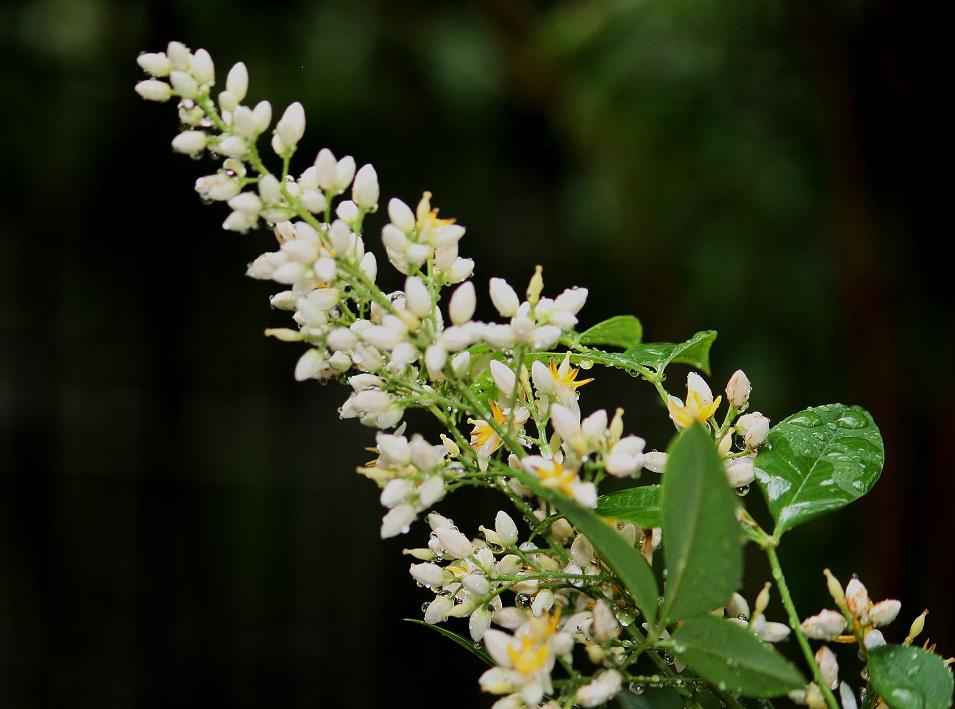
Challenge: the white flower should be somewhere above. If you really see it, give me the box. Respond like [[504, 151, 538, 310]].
[[449, 281, 476, 325], [468, 401, 530, 471], [577, 670, 622, 708], [352, 164, 379, 211], [275, 101, 306, 151], [226, 62, 248, 102], [425, 344, 448, 379], [605, 435, 646, 477], [801, 609, 847, 640], [531, 360, 554, 395], [489, 360, 517, 397], [726, 369, 751, 408], [424, 595, 454, 624], [489, 278, 520, 317], [380, 503, 416, 538], [137, 52, 170, 77], [668, 372, 721, 428], [135, 79, 172, 102], [522, 456, 596, 508], [189, 48, 214, 85], [434, 527, 473, 558], [737, 412, 770, 448]]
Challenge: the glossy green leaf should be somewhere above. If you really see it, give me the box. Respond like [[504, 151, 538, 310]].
[[513, 471, 659, 625], [597, 484, 662, 528], [404, 618, 493, 666], [524, 329, 717, 377], [868, 644, 954, 709], [660, 424, 742, 623], [579, 315, 643, 349], [670, 616, 805, 697], [754, 404, 884, 536]]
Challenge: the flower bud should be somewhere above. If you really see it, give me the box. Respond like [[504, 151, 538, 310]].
[[489, 360, 517, 397], [451, 351, 471, 379], [449, 281, 476, 325], [380, 503, 416, 538], [489, 277, 520, 317], [592, 600, 620, 642], [815, 645, 839, 689], [823, 569, 847, 612], [737, 412, 770, 448], [526, 265, 544, 305], [137, 52, 170, 77], [134, 79, 172, 102], [726, 369, 752, 408], [469, 606, 493, 641], [275, 101, 306, 150], [577, 670, 622, 708], [409, 562, 445, 587], [434, 527, 473, 558], [845, 578, 870, 622], [863, 628, 886, 650], [725, 456, 755, 488], [425, 344, 447, 379], [252, 100, 272, 133], [869, 599, 901, 627], [352, 164, 379, 211], [388, 198, 416, 232], [905, 610, 928, 645], [554, 287, 588, 315], [190, 48, 215, 85], [643, 451, 668, 473], [226, 62, 248, 102], [171, 130, 207, 155], [494, 511, 519, 546], [404, 276, 432, 317], [800, 609, 847, 639], [169, 70, 198, 99], [462, 574, 490, 596], [166, 41, 191, 70], [447, 257, 475, 283], [424, 595, 454, 624]]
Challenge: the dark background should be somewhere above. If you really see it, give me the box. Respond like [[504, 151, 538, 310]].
[[1, 0, 951, 707]]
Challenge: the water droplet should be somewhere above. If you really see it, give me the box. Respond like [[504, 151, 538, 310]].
[[628, 683, 645, 695], [421, 602, 431, 612], [788, 411, 823, 428], [579, 360, 594, 370], [515, 594, 530, 608], [735, 485, 750, 497], [836, 410, 867, 429]]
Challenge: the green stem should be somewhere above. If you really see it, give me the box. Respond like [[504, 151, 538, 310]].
[[765, 546, 839, 709]]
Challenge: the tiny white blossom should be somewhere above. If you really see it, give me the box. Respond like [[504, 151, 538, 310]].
[[352, 164, 379, 211], [489, 278, 520, 317], [275, 101, 306, 151], [737, 412, 770, 448], [449, 281, 476, 325], [226, 62, 248, 102], [137, 52, 170, 77], [726, 369, 751, 408], [135, 79, 172, 102]]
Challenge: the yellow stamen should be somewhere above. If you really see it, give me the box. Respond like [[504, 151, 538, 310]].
[[548, 359, 593, 391], [536, 459, 577, 497]]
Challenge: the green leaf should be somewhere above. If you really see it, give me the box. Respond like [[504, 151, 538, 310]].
[[868, 644, 954, 709], [754, 404, 884, 536], [404, 618, 493, 666], [513, 471, 659, 625], [615, 688, 685, 708], [660, 424, 743, 624], [597, 484, 662, 528], [670, 616, 806, 697], [579, 315, 643, 349], [524, 330, 717, 377]]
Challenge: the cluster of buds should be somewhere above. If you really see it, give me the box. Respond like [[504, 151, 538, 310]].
[[724, 583, 791, 643]]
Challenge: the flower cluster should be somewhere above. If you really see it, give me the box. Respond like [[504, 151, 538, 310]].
[[137, 41, 945, 709]]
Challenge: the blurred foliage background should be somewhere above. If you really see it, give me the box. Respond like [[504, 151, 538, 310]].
[[1, 0, 951, 706]]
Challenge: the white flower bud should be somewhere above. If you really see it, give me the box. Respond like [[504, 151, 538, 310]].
[[531, 589, 555, 617], [489, 278, 520, 317], [275, 101, 306, 150], [737, 412, 770, 448], [169, 70, 198, 99], [137, 52, 170, 77], [134, 79, 172, 102], [554, 287, 588, 315], [592, 600, 620, 642], [380, 503, 416, 538], [294, 349, 324, 381], [215, 135, 247, 159], [725, 456, 756, 488], [424, 595, 454, 624], [815, 646, 839, 689], [447, 257, 475, 283], [870, 599, 901, 627], [425, 344, 448, 379], [451, 351, 471, 378], [577, 670, 622, 708], [226, 62, 248, 102], [531, 360, 555, 395], [726, 369, 751, 408], [845, 578, 870, 622], [494, 511, 519, 547], [171, 130, 207, 155], [388, 198, 416, 232], [300, 188, 327, 214], [863, 628, 886, 650], [252, 100, 272, 133], [404, 276, 432, 317], [336, 200, 359, 224], [469, 606, 493, 641], [195, 173, 241, 201], [570, 533, 595, 567], [434, 527, 473, 558], [416, 476, 445, 509], [334, 156, 356, 190], [463, 574, 490, 596], [605, 436, 646, 477], [222, 211, 256, 233], [839, 683, 858, 709], [380, 478, 412, 507], [550, 403, 580, 443], [758, 621, 791, 643], [449, 281, 476, 325], [360, 252, 378, 281], [352, 164, 379, 210], [489, 360, 517, 396], [166, 41, 191, 70], [314, 257, 337, 284], [189, 48, 214, 85], [801, 609, 847, 639], [409, 562, 445, 587]]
